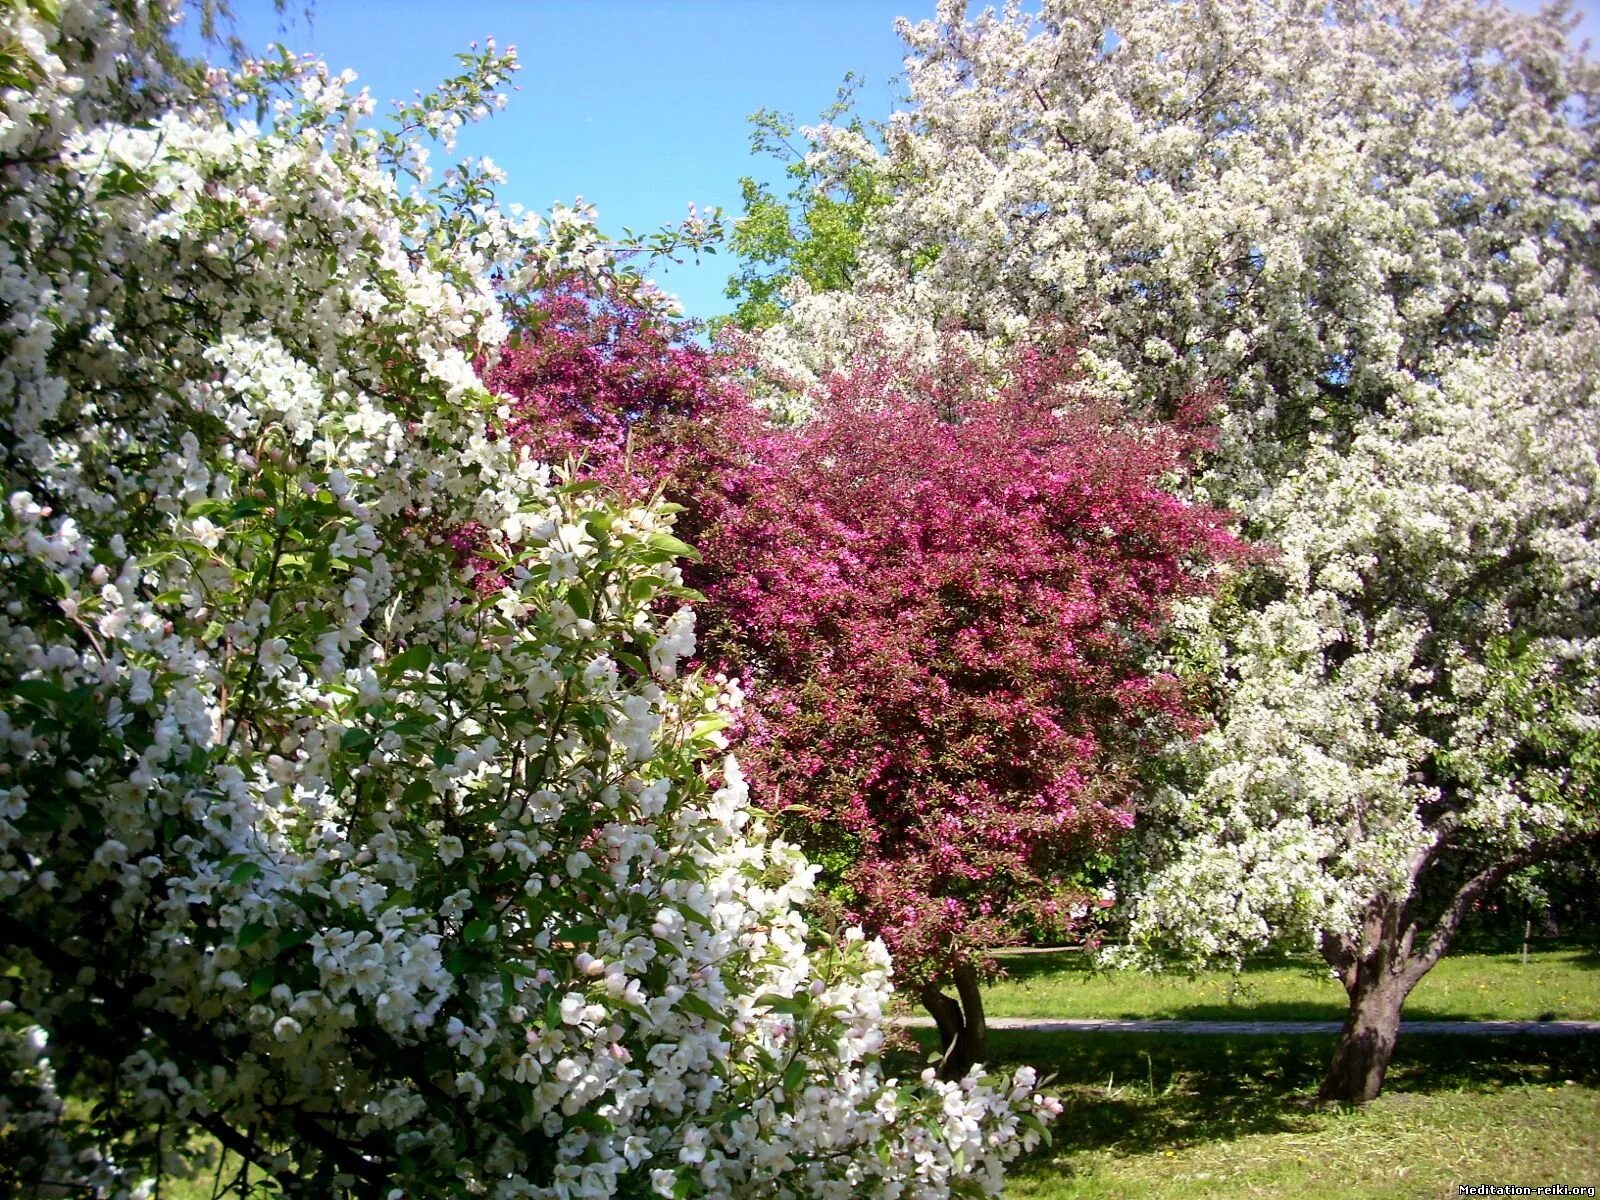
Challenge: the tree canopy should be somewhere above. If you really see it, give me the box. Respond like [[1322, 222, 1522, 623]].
[[739, 0, 1600, 1103]]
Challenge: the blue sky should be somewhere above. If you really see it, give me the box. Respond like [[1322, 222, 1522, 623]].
[[194, 0, 916, 322], [193, 1, 1596, 324]]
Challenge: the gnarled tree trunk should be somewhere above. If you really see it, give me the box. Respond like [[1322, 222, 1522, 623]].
[[1319, 959, 1413, 1104], [919, 958, 988, 1080], [1315, 827, 1600, 1104], [1318, 897, 1423, 1104]]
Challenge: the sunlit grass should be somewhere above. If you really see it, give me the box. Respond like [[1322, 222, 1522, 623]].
[[913, 1030, 1600, 1200], [978, 947, 1600, 1022]]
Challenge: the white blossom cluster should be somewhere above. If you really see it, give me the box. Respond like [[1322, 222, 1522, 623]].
[[0, 2, 1055, 1195], [1118, 319, 1600, 964], [761, 0, 1598, 483]]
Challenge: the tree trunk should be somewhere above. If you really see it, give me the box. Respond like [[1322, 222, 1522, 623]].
[[1314, 828, 1600, 1105], [919, 958, 988, 1080], [1318, 969, 1409, 1104]]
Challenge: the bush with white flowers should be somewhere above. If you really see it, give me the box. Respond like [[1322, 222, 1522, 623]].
[[0, 2, 1056, 1195]]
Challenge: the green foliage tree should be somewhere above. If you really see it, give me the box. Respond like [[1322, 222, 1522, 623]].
[[719, 80, 891, 332]]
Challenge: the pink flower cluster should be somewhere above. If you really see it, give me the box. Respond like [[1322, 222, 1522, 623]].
[[484, 277, 748, 494], [693, 349, 1241, 981], [490, 284, 1241, 984]]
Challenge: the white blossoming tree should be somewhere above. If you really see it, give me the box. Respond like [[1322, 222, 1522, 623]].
[[762, 0, 1598, 461], [0, 2, 1057, 1195], [744, 0, 1600, 1104], [1120, 323, 1600, 1102]]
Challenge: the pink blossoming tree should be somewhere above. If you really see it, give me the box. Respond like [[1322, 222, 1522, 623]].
[[692, 349, 1241, 1076], [491, 290, 1240, 1078]]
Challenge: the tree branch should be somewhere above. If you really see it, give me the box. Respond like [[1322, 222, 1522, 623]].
[[1407, 826, 1600, 982]]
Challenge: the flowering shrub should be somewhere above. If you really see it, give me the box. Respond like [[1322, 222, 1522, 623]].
[[691, 345, 1239, 1072], [0, 3, 1058, 1194]]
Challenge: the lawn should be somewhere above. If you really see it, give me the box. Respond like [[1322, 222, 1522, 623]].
[[931, 1030, 1600, 1200], [980, 946, 1600, 1022]]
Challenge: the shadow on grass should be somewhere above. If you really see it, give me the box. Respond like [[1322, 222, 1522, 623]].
[[897, 1028, 1600, 1185]]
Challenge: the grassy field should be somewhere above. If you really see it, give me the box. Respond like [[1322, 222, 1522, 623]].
[[980, 947, 1600, 1022], [936, 1030, 1600, 1200]]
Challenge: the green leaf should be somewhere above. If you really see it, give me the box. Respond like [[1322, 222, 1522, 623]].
[[14, 799, 68, 835], [676, 992, 726, 1026], [566, 1110, 614, 1135], [645, 532, 701, 562], [248, 965, 275, 1000], [755, 992, 809, 1016], [230, 862, 263, 886], [237, 921, 271, 949], [386, 644, 434, 675], [690, 714, 732, 739], [463, 917, 491, 943], [782, 1056, 806, 1096], [9, 679, 65, 706]]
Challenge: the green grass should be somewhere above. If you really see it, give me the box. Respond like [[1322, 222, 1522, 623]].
[[159, 1152, 262, 1200], [979, 947, 1600, 1022], [919, 1030, 1600, 1200]]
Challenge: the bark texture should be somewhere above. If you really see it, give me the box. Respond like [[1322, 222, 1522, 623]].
[[919, 958, 989, 1080], [1319, 965, 1409, 1103]]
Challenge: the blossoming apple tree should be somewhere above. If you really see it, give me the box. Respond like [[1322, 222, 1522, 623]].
[[0, 2, 1059, 1194], [762, 0, 1600, 467], [1120, 324, 1600, 1103], [742, 0, 1600, 1102]]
